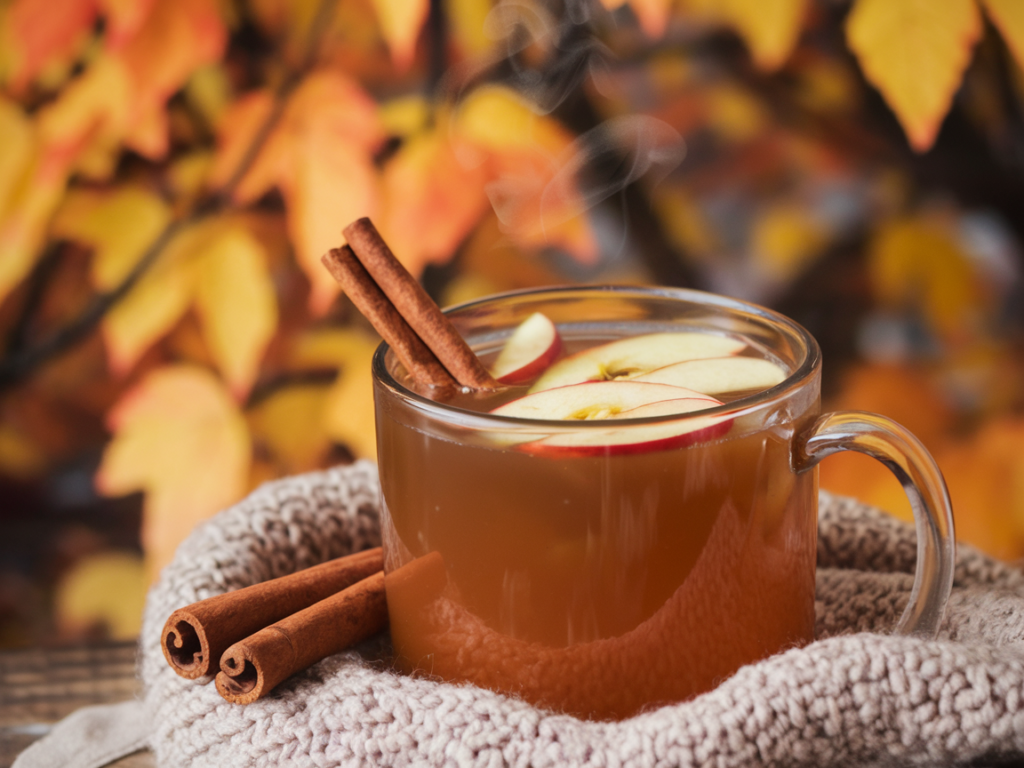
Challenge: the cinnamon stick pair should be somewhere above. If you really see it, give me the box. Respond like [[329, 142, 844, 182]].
[[322, 218, 498, 391], [161, 548, 386, 704]]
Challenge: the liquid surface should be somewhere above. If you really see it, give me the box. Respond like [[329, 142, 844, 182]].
[[378, 329, 818, 720]]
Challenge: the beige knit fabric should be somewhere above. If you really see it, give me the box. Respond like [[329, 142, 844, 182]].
[[139, 461, 1024, 767]]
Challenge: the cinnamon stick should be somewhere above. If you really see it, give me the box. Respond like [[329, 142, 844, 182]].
[[161, 547, 383, 680], [341, 217, 499, 390], [321, 246, 456, 389], [215, 570, 388, 704]]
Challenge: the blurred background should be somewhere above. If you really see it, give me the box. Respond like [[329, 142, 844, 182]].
[[0, 0, 1023, 648]]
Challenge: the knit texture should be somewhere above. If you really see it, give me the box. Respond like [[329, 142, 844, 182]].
[[139, 461, 1024, 767]]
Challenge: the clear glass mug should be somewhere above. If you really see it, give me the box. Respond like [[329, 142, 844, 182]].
[[372, 286, 955, 721]]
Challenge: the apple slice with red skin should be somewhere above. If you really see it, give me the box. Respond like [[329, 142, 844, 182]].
[[529, 332, 746, 393], [491, 313, 563, 384], [490, 380, 728, 456], [633, 356, 787, 396]]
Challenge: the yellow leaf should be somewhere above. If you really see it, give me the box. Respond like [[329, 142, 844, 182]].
[[704, 82, 769, 142], [846, 0, 981, 152], [445, 0, 493, 57], [982, 0, 1024, 74], [867, 216, 984, 341], [55, 551, 147, 639], [379, 126, 489, 277], [248, 384, 333, 474], [322, 337, 379, 461], [52, 186, 182, 373], [0, 98, 33, 216], [193, 222, 277, 396], [456, 85, 570, 156], [723, 0, 807, 70], [36, 55, 132, 180], [379, 94, 431, 138], [293, 330, 380, 460], [750, 203, 828, 281], [97, 365, 250, 579], [53, 187, 171, 288], [370, 0, 429, 71]]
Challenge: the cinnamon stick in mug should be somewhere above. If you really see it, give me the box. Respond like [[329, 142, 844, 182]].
[[341, 217, 499, 391], [161, 548, 383, 679], [215, 570, 387, 704]]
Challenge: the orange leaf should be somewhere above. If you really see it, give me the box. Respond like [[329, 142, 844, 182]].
[[379, 126, 489, 277], [97, 365, 250, 578], [98, 0, 157, 49], [370, 0, 429, 71], [6, 0, 98, 90], [846, 0, 981, 152], [209, 90, 282, 203], [455, 86, 600, 263], [193, 221, 278, 396], [982, 0, 1024, 74], [116, 0, 227, 158]]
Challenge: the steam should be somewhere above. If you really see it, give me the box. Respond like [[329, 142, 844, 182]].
[[487, 115, 685, 236]]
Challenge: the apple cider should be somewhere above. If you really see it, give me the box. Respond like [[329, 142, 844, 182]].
[[374, 299, 820, 721]]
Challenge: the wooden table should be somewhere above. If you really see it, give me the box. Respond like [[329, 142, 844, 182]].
[[0, 641, 154, 768]]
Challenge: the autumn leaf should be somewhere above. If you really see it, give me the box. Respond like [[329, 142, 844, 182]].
[[846, 0, 981, 152], [248, 384, 334, 474], [36, 55, 133, 180], [192, 221, 278, 396], [454, 86, 598, 263], [211, 71, 384, 312], [5, 0, 98, 91], [292, 329, 380, 460], [116, 0, 227, 158], [867, 216, 986, 342], [55, 551, 147, 640], [51, 186, 182, 374], [750, 203, 828, 282], [97, 365, 250, 578], [370, 0, 429, 71], [982, 0, 1024, 73], [683, 0, 807, 70], [379, 123, 490, 277]]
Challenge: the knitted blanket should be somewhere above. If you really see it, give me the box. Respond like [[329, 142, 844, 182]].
[[135, 461, 1024, 768]]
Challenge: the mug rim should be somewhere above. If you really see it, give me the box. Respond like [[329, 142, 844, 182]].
[[371, 284, 822, 431]]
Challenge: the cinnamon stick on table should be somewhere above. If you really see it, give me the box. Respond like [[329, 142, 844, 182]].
[[324, 217, 499, 391], [216, 570, 388, 704], [161, 547, 383, 679]]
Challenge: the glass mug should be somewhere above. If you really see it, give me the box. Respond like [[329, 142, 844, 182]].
[[372, 286, 954, 721]]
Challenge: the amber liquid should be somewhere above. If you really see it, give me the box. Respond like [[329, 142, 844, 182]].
[[377, 334, 818, 721]]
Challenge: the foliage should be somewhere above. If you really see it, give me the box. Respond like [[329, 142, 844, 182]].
[[1, 0, 1024, 643]]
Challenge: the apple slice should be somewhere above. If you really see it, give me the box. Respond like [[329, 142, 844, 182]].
[[491, 313, 563, 384], [492, 380, 718, 421], [491, 380, 728, 456], [633, 356, 787, 396], [529, 332, 745, 393]]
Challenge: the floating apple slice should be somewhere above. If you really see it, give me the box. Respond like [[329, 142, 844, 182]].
[[492, 380, 717, 421], [523, 397, 731, 457], [491, 380, 727, 456], [529, 332, 745, 393], [633, 356, 787, 396], [491, 313, 563, 384]]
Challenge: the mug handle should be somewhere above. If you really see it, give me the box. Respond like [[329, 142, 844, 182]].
[[793, 411, 956, 638]]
